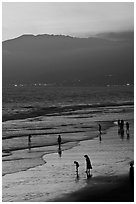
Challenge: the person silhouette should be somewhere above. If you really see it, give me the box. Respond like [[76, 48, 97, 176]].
[[57, 135, 61, 149], [28, 135, 32, 151], [99, 124, 102, 134], [120, 120, 124, 130], [118, 119, 121, 127], [84, 155, 92, 178], [99, 133, 102, 142], [118, 119, 121, 134], [120, 129, 124, 140], [74, 161, 79, 178], [127, 133, 130, 140], [126, 122, 130, 134]]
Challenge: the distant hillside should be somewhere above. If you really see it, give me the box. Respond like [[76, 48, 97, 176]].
[[2, 32, 134, 86]]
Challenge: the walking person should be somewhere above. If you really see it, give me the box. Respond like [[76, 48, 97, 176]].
[[99, 133, 102, 142], [118, 119, 121, 134], [126, 122, 130, 134], [120, 120, 124, 130], [57, 135, 61, 149], [84, 155, 92, 178], [28, 135, 32, 151], [120, 120, 124, 137], [74, 161, 79, 178], [99, 124, 102, 134], [118, 119, 121, 128]]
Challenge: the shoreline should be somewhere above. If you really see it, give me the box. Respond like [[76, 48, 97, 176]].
[[2, 120, 134, 202], [2, 102, 134, 122], [2, 120, 114, 153], [2, 141, 79, 176], [2, 119, 115, 176]]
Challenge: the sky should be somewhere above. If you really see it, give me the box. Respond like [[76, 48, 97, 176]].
[[2, 2, 134, 41]]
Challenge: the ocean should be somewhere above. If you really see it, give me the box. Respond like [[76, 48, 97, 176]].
[[2, 85, 134, 122]]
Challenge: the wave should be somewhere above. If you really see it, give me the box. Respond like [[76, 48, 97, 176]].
[[2, 101, 134, 122]]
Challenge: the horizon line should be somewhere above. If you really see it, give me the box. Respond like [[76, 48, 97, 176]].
[[2, 30, 134, 42]]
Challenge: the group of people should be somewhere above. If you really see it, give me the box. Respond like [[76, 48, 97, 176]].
[[26, 121, 133, 185], [118, 119, 129, 133], [27, 122, 132, 181], [74, 155, 93, 178], [57, 122, 133, 182], [57, 135, 92, 178], [118, 119, 130, 140]]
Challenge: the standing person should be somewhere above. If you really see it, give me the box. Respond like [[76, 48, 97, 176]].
[[99, 134, 102, 142], [28, 135, 32, 151], [84, 155, 92, 177], [126, 122, 130, 134], [74, 161, 79, 177], [118, 119, 121, 127], [118, 119, 121, 134], [99, 124, 102, 134], [58, 135, 61, 149], [120, 120, 124, 130]]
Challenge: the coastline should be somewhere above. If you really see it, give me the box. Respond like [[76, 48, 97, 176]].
[[2, 105, 133, 176], [2, 120, 114, 176], [2, 104, 134, 202], [3, 119, 134, 202]]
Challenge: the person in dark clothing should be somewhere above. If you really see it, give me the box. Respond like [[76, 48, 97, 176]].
[[74, 161, 79, 177], [99, 134, 102, 142], [126, 122, 130, 134], [58, 135, 61, 148], [98, 124, 102, 134], [120, 129, 124, 140], [120, 120, 124, 130], [118, 119, 121, 127], [84, 155, 92, 177], [118, 119, 121, 134], [28, 135, 32, 151]]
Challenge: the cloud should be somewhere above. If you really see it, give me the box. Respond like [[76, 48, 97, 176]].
[[2, 2, 134, 41]]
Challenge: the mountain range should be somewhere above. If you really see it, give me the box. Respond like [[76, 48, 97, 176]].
[[2, 32, 134, 86]]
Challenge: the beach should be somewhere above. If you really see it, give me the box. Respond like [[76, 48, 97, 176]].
[[2, 2, 134, 201], [2, 103, 134, 202]]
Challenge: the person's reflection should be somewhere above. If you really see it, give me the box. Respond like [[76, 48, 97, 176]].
[[75, 174, 80, 183], [120, 129, 124, 140], [127, 133, 130, 141], [58, 147, 62, 157], [99, 133, 102, 143]]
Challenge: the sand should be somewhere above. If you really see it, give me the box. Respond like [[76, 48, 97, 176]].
[[54, 175, 134, 202], [2, 117, 134, 202]]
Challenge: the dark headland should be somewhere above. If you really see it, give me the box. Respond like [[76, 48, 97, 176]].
[[3, 32, 133, 86]]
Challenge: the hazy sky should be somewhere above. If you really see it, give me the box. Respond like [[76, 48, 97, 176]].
[[2, 2, 134, 41]]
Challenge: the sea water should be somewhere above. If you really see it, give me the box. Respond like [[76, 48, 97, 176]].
[[3, 85, 134, 122]]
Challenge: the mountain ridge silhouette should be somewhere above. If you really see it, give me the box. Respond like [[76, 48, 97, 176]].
[[3, 31, 134, 85]]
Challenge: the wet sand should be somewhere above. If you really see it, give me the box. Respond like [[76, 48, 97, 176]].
[[2, 107, 116, 175], [2, 115, 134, 202], [54, 175, 134, 202]]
